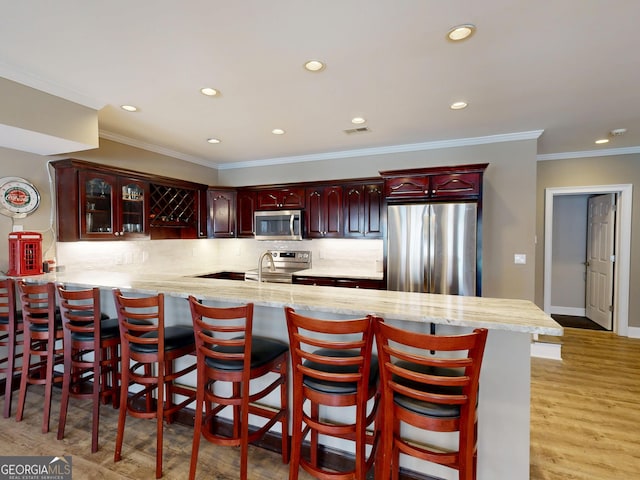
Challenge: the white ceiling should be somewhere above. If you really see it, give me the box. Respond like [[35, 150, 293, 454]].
[[1, 1, 639, 169]]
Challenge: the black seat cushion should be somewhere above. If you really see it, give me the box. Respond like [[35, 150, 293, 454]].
[[205, 336, 288, 371], [28, 310, 63, 332], [302, 348, 379, 395], [71, 317, 120, 341], [0, 310, 23, 324], [130, 325, 195, 354], [392, 361, 466, 418]]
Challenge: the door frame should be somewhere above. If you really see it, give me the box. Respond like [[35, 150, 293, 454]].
[[543, 184, 632, 336]]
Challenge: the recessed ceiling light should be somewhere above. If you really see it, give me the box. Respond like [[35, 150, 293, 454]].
[[595, 138, 610, 144], [447, 24, 476, 41], [272, 128, 286, 135], [121, 105, 138, 112], [304, 60, 325, 72], [450, 101, 468, 110], [207, 138, 221, 144], [200, 87, 219, 96], [351, 117, 366, 125]]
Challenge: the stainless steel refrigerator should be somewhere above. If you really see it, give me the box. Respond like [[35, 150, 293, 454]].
[[386, 203, 478, 296]]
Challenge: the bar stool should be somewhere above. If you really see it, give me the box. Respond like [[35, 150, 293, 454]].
[[188, 296, 289, 480], [112, 289, 197, 479], [284, 306, 381, 480], [56, 285, 121, 453], [15, 281, 63, 434], [373, 318, 488, 480], [0, 278, 22, 418]]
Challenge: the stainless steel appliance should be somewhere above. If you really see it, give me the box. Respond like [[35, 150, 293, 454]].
[[244, 250, 311, 283], [386, 203, 478, 296], [254, 210, 303, 241]]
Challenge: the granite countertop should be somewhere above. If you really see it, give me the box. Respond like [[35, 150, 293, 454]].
[[15, 269, 562, 336]]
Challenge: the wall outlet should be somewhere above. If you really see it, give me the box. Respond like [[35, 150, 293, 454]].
[[514, 254, 527, 265]]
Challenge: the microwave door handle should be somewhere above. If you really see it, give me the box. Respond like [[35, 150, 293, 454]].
[[290, 215, 295, 235]]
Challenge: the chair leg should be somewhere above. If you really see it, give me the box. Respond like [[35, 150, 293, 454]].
[[15, 339, 30, 423], [189, 373, 205, 480], [310, 401, 319, 468], [56, 345, 72, 442], [289, 389, 302, 480], [41, 340, 56, 434], [155, 365, 165, 479], [3, 333, 16, 419], [114, 362, 129, 463], [91, 348, 102, 453], [280, 358, 289, 464], [240, 388, 250, 480]]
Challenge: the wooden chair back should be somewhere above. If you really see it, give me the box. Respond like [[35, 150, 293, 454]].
[[188, 297, 253, 382], [374, 318, 488, 479]]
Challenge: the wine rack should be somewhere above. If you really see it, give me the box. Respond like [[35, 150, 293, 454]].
[[149, 183, 197, 227]]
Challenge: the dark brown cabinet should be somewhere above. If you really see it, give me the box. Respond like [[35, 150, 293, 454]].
[[207, 189, 236, 238], [52, 159, 207, 241], [293, 275, 384, 290], [65, 169, 149, 241], [236, 189, 257, 237], [255, 187, 305, 210], [380, 163, 487, 201], [305, 185, 342, 238], [343, 181, 384, 238]]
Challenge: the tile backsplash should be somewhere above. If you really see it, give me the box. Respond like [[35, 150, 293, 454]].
[[56, 238, 383, 275]]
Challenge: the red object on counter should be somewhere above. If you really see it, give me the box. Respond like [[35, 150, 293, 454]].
[[7, 231, 43, 276]]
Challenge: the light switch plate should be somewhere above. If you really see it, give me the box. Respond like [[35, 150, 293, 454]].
[[514, 254, 527, 264]]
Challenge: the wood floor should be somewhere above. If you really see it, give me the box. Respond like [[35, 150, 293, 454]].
[[1, 327, 638, 479], [530, 327, 640, 480]]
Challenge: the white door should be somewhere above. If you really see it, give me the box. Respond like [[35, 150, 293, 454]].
[[585, 194, 616, 330]]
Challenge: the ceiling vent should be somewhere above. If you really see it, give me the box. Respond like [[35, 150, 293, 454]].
[[343, 126, 371, 135]]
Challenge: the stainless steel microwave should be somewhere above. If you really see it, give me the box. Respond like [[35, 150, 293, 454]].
[[254, 210, 303, 240]]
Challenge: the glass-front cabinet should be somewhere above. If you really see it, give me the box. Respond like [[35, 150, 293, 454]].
[[80, 171, 149, 239]]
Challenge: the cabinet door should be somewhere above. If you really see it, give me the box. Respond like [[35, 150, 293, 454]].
[[430, 172, 482, 198], [256, 187, 305, 210], [236, 190, 256, 237], [293, 276, 336, 287], [81, 171, 117, 240], [335, 278, 385, 289], [305, 186, 342, 238], [343, 182, 384, 238], [364, 183, 384, 237], [119, 178, 149, 238], [207, 189, 236, 238], [384, 176, 429, 199]]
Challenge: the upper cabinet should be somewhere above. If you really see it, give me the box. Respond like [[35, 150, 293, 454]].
[[207, 189, 236, 238], [380, 163, 488, 201], [236, 189, 256, 237], [80, 171, 149, 240], [305, 185, 342, 238], [255, 187, 305, 210], [52, 159, 208, 241], [343, 181, 385, 238]]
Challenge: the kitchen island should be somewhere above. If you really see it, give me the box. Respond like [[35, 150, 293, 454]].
[[17, 269, 561, 480]]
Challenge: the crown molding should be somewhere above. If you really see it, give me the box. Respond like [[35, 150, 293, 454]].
[[216, 130, 544, 170], [537, 146, 640, 161]]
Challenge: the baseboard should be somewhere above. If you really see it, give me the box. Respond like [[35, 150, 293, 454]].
[[627, 326, 640, 339], [549, 306, 585, 317], [531, 341, 562, 360]]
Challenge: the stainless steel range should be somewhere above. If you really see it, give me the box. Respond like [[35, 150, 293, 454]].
[[244, 250, 311, 283]]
